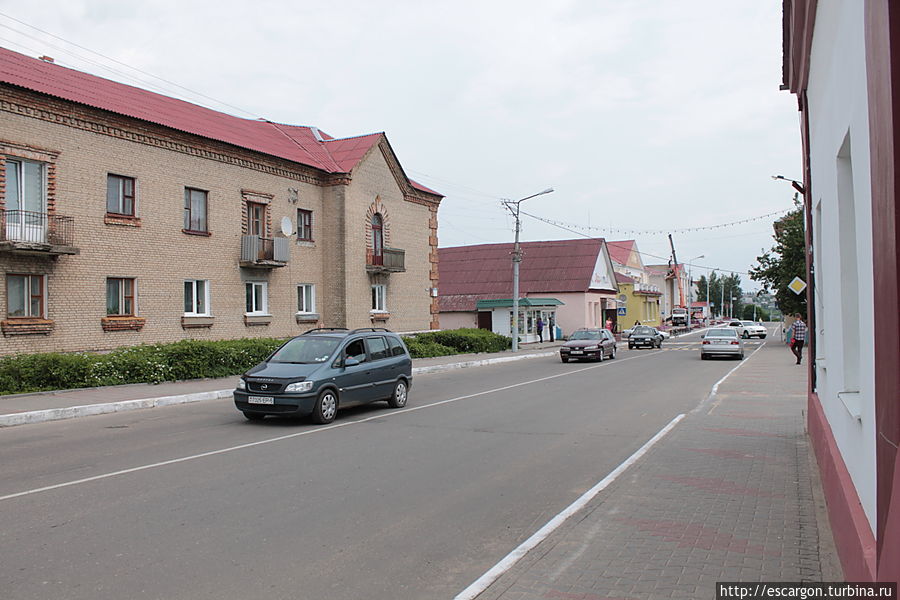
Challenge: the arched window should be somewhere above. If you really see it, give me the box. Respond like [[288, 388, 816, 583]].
[[371, 213, 384, 265]]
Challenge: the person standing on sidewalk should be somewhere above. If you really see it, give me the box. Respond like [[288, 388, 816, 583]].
[[789, 313, 808, 364], [537, 317, 545, 343]]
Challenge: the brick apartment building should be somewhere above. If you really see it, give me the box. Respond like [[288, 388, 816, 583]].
[[0, 47, 442, 356]]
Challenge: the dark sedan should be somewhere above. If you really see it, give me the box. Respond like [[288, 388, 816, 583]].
[[628, 326, 663, 349], [560, 328, 617, 363]]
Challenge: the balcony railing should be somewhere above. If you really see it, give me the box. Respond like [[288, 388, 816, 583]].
[[367, 247, 405, 273], [240, 235, 289, 268], [0, 210, 78, 255]]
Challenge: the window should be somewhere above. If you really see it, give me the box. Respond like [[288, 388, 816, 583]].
[[6, 274, 44, 318], [344, 339, 367, 363], [107, 174, 135, 216], [371, 213, 384, 264], [245, 281, 268, 315], [183, 187, 208, 233], [297, 284, 315, 313], [184, 279, 210, 316], [387, 336, 406, 357], [366, 336, 389, 360], [247, 202, 265, 237], [297, 209, 313, 241], [107, 278, 136, 316], [5, 159, 45, 215], [371, 284, 386, 312]]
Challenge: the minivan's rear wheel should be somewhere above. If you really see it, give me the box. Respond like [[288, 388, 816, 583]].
[[312, 389, 338, 424], [243, 412, 265, 421], [388, 380, 408, 408]]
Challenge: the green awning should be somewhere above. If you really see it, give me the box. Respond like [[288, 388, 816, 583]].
[[476, 298, 564, 310]]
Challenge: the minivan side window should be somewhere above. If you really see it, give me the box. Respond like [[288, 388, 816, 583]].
[[367, 336, 389, 360], [388, 337, 406, 357], [344, 339, 368, 363]]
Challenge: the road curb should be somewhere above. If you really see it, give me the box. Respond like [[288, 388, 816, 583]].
[[0, 350, 560, 428]]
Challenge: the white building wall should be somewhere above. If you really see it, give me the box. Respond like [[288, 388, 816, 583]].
[[806, 0, 876, 530]]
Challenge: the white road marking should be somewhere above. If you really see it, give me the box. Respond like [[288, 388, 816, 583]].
[[0, 350, 664, 503], [453, 414, 686, 600]]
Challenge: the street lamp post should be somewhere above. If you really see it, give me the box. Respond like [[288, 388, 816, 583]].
[[502, 187, 554, 352], [688, 255, 704, 326]]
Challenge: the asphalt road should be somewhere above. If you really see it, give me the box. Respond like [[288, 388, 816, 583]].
[[0, 329, 768, 600]]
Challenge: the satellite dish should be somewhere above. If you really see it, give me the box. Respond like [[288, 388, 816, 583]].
[[280, 216, 294, 236]]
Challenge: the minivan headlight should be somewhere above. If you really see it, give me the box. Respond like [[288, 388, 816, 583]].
[[285, 380, 313, 393], [236, 378, 246, 390]]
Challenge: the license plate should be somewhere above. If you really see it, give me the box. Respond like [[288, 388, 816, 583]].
[[248, 396, 274, 404], [571, 350, 584, 355]]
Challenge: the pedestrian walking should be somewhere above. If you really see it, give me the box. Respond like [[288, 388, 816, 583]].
[[537, 317, 545, 343], [788, 313, 808, 365]]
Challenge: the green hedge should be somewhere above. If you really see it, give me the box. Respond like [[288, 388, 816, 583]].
[[0, 338, 284, 396], [402, 328, 511, 358]]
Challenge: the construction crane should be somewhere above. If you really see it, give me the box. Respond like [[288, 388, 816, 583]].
[[668, 234, 688, 328]]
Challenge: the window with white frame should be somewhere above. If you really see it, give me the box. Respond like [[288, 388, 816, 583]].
[[245, 281, 268, 315], [371, 284, 387, 312], [107, 277, 136, 316], [184, 279, 210, 316], [107, 174, 136, 216], [6, 274, 45, 318], [297, 284, 315, 313]]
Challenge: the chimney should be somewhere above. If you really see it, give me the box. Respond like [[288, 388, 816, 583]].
[[39, 56, 55, 63]]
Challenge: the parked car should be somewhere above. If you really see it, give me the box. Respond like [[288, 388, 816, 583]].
[[560, 328, 617, 362], [700, 327, 744, 360], [727, 320, 768, 339], [233, 328, 412, 424], [629, 326, 663, 349]]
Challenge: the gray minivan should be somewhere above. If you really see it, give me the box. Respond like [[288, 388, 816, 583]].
[[233, 328, 412, 424]]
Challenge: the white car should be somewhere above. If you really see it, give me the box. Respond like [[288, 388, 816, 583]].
[[727, 320, 767, 339]]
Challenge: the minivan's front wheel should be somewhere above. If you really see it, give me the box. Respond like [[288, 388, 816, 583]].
[[388, 380, 408, 408], [312, 389, 338, 424]]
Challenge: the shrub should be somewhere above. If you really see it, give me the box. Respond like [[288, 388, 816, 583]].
[[0, 338, 285, 396], [415, 328, 511, 354], [402, 337, 456, 358]]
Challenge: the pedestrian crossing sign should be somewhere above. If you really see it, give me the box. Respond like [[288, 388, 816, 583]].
[[617, 307, 626, 316], [788, 277, 807, 295]]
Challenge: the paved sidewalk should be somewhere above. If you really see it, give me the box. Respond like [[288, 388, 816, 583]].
[[0, 341, 563, 427], [465, 340, 841, 599]]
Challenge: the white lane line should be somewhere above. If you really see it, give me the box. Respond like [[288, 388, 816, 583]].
[[0, 350, 664, 503], [703, 340, 767, 415], [453, 414, 686, 600]]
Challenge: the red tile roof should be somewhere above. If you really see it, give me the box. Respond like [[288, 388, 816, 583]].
[[615, 272, 636, 284], [438, 239, 615, 311], [0, 47, 440, 196], [606, 239, 635, 265]]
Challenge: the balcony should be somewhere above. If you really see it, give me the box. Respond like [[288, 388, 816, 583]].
[[0, 210, 78, 256], [366, 247, 405, 273], [240, 235, 289, 268]]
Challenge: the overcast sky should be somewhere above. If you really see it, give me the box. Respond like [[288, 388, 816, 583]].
[[0, 0, 802, 292]]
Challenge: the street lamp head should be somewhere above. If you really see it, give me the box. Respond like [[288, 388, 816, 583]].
[[538, 187, 554, 195]]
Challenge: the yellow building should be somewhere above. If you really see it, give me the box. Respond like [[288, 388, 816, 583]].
[[615, 272, 662, 328]]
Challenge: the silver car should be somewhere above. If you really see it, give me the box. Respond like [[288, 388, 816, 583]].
[[700, 328, 744, 360]]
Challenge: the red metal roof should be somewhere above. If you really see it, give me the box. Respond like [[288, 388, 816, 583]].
[[607, 239, 635, 265], [438, 238, 615, 311], [615, 272, 637, 284], [0, 47, 440, 196]]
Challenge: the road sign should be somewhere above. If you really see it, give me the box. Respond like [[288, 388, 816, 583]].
[[788, 277, 807, 295], [617, 307, 627, 316]]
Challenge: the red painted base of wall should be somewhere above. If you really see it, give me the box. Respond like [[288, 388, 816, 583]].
[[807, 392, 878, 581]]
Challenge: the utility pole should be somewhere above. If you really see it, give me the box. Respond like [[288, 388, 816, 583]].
[[502, 188, 554, 352]]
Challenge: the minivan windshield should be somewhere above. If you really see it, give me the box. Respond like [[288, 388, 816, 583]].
[[570, 330, 603, 340], [269, 337, 341, 364]]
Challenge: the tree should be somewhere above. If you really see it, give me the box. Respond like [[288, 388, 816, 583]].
[[749, 198, 807, 316], [696, 271, 743, 318], [741, 304, 770, 321]]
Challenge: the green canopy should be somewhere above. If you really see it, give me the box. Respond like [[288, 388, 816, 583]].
[[476, 298, 564, 310]]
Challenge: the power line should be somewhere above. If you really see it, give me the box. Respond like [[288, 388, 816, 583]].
[[0, 11, 261, 119]]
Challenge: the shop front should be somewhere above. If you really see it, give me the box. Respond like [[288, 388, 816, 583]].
[[475, 298, 564, 343]]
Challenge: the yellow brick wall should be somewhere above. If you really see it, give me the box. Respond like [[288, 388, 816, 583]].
[[0, 89, 439, 355]]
